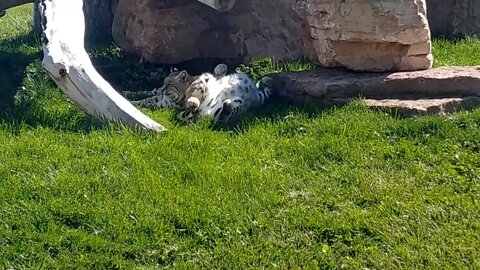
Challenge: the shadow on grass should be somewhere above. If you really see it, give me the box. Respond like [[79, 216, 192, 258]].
[[0, 34, 331, 134], [0, 33, 39, 114], [0, 34, 173, 133], [0, 32, 99, 132], [167, 95, 334, 136]]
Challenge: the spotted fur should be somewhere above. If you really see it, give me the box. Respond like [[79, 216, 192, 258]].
[[178, 71, 273, 124]]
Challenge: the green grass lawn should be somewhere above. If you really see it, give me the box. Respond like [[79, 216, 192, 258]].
[[1, 4, 480, 269]]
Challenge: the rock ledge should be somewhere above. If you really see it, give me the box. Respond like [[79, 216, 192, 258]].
[[269, 67, 480, 115]]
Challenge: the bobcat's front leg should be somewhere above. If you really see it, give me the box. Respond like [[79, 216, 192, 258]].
[[130, 96, 160, 108], [121, 88, 160, 99], [185, 76, 210, 111]]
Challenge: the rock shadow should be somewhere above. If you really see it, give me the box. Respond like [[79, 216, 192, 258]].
[[0, 31, 98, 132], [0, 33, 40, 116]]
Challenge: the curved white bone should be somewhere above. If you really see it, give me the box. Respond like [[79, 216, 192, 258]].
[[196, 0, 236, 11], [38, 0, 166, 132]]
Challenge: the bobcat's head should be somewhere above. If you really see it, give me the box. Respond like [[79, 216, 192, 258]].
[[156, 69, 197, 108]]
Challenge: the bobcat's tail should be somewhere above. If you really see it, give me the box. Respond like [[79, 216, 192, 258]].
[[256, 76, 275, 105]]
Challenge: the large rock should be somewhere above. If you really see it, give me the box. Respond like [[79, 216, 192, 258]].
[[112, 0, 304, 64], [427, 0, 480, 37], [296, 0, 433, 72], [268, 67, 480, 115]]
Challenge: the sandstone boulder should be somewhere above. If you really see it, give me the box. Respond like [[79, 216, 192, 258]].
[[112, 0, 304, 64], [268, 67, 480, 115], [296, 0, 433, 72]]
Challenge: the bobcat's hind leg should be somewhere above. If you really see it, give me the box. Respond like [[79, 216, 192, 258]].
[[219, 98, 245, 124], [213, 63, 228, 78]]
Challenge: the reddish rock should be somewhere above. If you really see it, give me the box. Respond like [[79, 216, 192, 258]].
[[268, 66, 480, 115], [296, 0, 433, 72], [112, 0, 304, 64], [364, 97, 480, 116]]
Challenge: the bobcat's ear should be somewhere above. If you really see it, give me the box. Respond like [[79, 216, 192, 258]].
[[176, 70, 188, 83]]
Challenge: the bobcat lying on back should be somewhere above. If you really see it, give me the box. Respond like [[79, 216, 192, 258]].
[[124, 64, 273, 124], [178, 65, 273, 124]]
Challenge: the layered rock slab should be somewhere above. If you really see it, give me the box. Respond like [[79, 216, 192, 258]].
[[112, 0, 304, 64], [364, 97, 480, 116], [296, 0, 433, 72], [268, 67, 480, 115]]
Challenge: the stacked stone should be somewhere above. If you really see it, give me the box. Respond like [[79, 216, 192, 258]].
[[297, 0, 433, 72]]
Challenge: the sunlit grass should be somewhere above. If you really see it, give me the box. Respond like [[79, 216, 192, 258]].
[[433, 37, 480, 67], [0, 4, 479, 269]]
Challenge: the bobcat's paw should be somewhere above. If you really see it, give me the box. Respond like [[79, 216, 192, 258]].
[[218, 99, 236, 124], [186, 97, 201, 111]]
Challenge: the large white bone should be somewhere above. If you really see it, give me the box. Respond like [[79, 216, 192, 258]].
[[196, 0, 236, 11], [38, 0, 166, 132], [3, 0, 234, 132]]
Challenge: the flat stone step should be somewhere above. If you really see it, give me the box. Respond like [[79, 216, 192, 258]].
[[364, 97, 480, 116], [268, 66, 480, 115]]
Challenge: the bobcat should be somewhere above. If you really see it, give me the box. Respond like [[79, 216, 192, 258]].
[[177, 67, 273, 124], [123, 64, 274, 124], [123, 64, 228, 109]]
